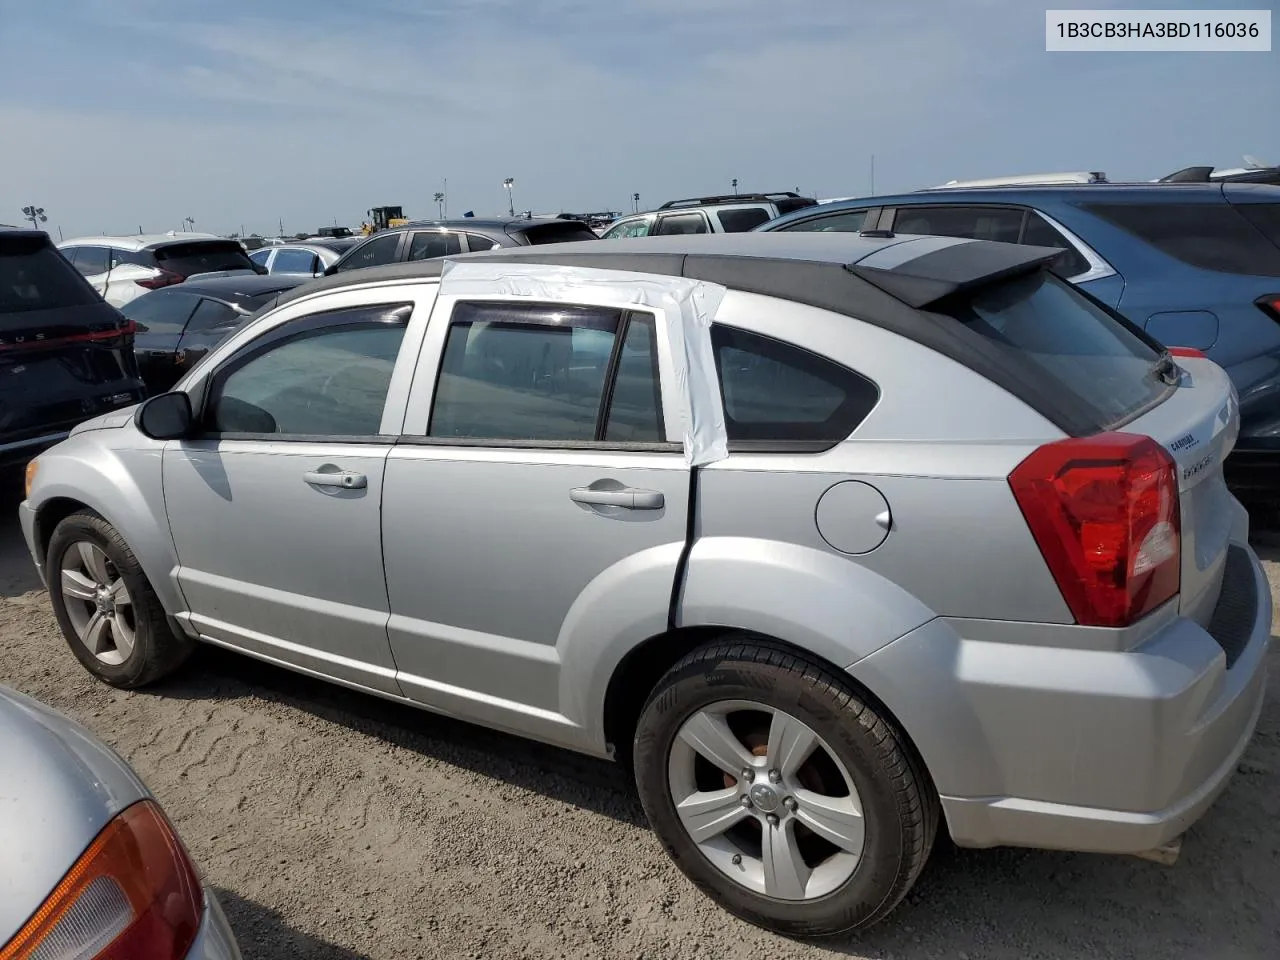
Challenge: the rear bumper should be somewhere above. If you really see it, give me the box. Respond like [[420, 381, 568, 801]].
[[849, 540, 1271, 855]]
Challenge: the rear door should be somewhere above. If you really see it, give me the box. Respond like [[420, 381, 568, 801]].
[[405, 230, 463, 261], [381, 290, 690, 743], [655, 212, 711, 235]]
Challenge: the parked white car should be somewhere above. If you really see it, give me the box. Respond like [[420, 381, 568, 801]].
[[58, 234, 263, 308], [602, 192, 818, 238]]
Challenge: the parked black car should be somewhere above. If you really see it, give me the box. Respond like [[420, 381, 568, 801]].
[[325, 216, 599, 274], [120, 274, 305, 393], [0, 229, 145, 468]]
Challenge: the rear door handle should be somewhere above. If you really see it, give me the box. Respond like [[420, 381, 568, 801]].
[[570, 486, 665, 510], [304, 469, 367, 489]]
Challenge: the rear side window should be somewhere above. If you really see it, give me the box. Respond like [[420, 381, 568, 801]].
[[1020, 214, 1091, 277], [519, 222, 600, 245], [655, 214, 709, 236], [936, 271, 1165, 429], [1084, 202, 1280, 276], [1234, 203, 1280, 247], [716, 208, 772, 232], [407, 231, 463, 261], [779, 210, 868, 233], [120, 290, 198, 334], [0, 236, 99, 313], [187, 299, 241, 332], [710, 325, 879, 448], [893, 205, 1024, 243], [428, 302, 663, 444], [465, 234, 498, 252], [154, 241, 256, 278]]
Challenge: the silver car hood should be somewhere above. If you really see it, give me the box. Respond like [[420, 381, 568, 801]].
[[69, 405, 140, 437], [0, 685, 148, 943]]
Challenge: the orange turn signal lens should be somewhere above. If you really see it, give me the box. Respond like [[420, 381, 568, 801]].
[[23, 459, 37, 500], [0, 800, 203, 960]]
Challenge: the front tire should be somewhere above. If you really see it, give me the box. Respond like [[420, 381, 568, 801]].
[[633, 638, 936, 937], [47, 510, 195, 688]]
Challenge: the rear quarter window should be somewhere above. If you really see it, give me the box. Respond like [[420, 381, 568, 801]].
[[711, 324, 879, 450], [716, 208, 773, 232], [519, 222, 599, 245], [935, 271, 1167, 431], [0, 236, 100, 313], [1234, 203, 1280, 247], [1084, 202, 1280, 276]]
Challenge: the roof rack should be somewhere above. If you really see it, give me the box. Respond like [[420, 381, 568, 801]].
[[658, 191, 813, 210], [928, 172, 1108, 189]]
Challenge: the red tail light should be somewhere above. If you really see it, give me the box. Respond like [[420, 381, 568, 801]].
[[0, 320, 134, 353], [1009, 433, 1180, 627], [0, 800, 203, 960], [135, 270, 183, 290], [1167, 346, 1206, 359], [1257, 294, 1280, 322]]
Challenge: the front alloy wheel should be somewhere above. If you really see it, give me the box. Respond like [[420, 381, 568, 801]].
[[59, 541, 137, 665]]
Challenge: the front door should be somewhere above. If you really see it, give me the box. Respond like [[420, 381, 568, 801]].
[[162, 300, 417, 694], [381, 295, 691, 743]]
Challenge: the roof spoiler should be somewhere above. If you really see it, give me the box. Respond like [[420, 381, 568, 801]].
[[848, 239, 1068, 308]]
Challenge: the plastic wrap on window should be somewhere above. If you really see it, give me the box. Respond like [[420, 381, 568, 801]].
[[438, 259, 728, 466]]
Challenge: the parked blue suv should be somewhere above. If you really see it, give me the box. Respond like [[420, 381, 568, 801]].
[[760, 183, 1280, 497]]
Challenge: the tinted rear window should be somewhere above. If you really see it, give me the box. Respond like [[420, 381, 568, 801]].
[[1084, 202, 1280, 276], [520, 222, 599, 245], [1234, 203, 1280, 247], [154, 241, 256, 277], [716, 208, 773, 232], [936, 272, 1165, 429], [0, 236, 99, 314]]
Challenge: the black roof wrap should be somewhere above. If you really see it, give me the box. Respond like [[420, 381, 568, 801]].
[[266, 234, 1110, 435]]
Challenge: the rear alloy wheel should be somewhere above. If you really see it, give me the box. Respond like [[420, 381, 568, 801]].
[[47, 510, 195, 688], [634, 640, 936, 937]]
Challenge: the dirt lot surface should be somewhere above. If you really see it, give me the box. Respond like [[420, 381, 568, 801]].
[[1, 489, 1278, 960]]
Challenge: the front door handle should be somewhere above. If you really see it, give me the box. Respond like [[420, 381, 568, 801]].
[[304, 468, 367, 489], [570, 486, 665, 510]]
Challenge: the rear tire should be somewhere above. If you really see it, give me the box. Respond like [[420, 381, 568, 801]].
[[47, 510, 195, 688], [633, 638, 936, 937]]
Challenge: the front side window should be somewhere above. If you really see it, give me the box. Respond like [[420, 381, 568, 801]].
[[603, 218, 650, 240], [407, 231, 463, 261], [655, 213, 709, 236], [249, 249, 271, 268], [208, 304, 410, 437], [711, 325, 879, 447], [336, 233, 401, 272], [428, 302, 663, 444], [892, 205, 1024, 244], [780, 209, 868, 233]]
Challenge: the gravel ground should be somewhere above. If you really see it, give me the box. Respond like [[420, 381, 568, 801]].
[[1, 490, 1278, 960]]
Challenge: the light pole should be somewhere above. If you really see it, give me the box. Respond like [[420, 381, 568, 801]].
[[633, 192, 640, 213], [433, 193, 445, 218], [183, 216, 195, 232], [21, 205, 47, 230], [503, 178, 515, 217], [731, 178, 738, 195]]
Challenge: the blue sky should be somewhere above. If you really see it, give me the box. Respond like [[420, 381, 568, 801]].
[[1, 0, 1276, 237]]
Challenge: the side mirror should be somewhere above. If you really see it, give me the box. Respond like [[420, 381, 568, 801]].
[[135, 391, 193, 440]]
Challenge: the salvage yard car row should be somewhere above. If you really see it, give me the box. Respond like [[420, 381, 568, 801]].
[[7, 219, 1273, 946]]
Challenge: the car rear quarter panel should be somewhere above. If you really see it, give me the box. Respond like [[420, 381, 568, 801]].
[[679, 293, 1072, 651]]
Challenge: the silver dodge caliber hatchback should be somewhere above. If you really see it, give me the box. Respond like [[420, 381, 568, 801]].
[[20, 233, 1271, 936]]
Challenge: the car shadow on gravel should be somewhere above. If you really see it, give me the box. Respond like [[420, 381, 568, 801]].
[[215, 889, 373, 960], [154, 645, 646, 826]]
